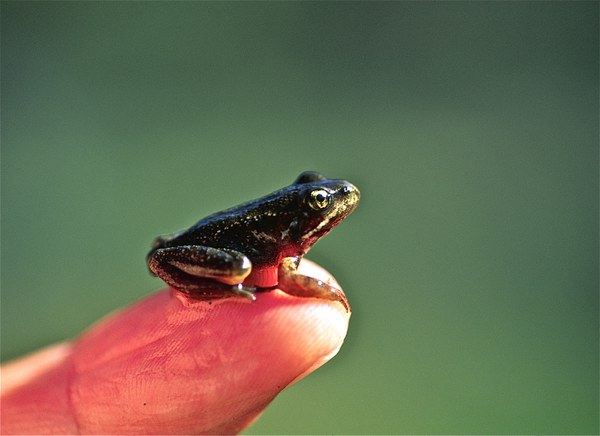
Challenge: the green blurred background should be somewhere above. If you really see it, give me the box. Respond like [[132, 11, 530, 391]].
[[2, 2, 598, 434]]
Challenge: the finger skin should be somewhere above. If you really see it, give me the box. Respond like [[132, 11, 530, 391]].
[[1, 260, 350, 434]]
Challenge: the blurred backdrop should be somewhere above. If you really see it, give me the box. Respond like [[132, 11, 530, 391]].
[[2, 2, 598, 434]]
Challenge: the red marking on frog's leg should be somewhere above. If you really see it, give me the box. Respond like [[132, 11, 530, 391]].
[[243, 267, 279, 288]]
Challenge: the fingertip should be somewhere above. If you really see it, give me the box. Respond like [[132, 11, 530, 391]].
[[253, 287, 351, 387]]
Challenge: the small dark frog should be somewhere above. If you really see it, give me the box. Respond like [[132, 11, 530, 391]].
[[147, 171, 359, 311]]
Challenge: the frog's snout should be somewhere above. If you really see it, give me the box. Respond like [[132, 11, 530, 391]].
[[342, 182, 360, 208], [344, 183, 360, 199], [330, 181, 359, 223]]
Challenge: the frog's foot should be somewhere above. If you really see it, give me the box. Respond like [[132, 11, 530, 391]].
[[163, 270, 257, 301], [277, 258, 350, 312], [173, 279, 257, 302]]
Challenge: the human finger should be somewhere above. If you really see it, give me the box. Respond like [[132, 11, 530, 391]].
[[1, 259, 351, 434]]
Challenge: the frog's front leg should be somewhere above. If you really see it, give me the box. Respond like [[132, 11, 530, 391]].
[[147, 245, 255, 301], [278, 257, 350, 312]]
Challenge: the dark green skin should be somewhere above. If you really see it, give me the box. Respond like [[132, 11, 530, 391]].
[[147, 172, 359, 309]]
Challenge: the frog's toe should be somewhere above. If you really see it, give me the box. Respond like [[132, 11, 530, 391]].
[[230, 284, 257, 301]]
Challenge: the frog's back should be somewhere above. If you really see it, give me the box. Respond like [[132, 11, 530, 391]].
[[173, 186, 300, 245]]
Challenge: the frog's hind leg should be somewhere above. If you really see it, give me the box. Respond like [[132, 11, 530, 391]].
[[277, 258, 350, 312], [147, 245, 255, 301], [153, 262, 256, 301]]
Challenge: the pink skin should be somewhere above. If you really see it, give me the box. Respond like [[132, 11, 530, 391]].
[[1, 260, 350, 434]]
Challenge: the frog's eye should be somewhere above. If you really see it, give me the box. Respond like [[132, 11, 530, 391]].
[[307, 189, 331, 211]]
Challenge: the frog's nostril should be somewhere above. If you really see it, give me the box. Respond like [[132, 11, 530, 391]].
[[343, 184, 360, 199]]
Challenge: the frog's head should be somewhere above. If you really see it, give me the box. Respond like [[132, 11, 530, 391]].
[[290, 171, 360, 252]]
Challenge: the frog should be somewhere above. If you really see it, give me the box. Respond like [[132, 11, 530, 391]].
[[147, 171, 360, 311]]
